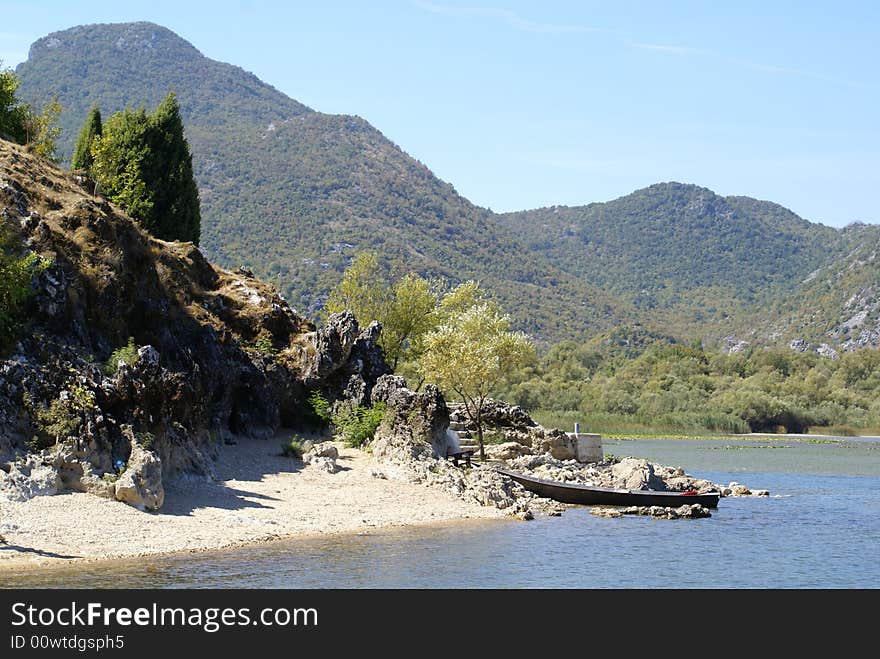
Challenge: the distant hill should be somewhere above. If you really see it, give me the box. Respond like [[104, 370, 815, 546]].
[[498, 183, 847, 338], [15, 22, 621, 343], [15, 22, 880, 351], [743, 222, 880, 352]]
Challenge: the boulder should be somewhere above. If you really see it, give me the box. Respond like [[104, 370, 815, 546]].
[[610, 458, 666, 491], [485, 442, 533, 461], [591, 507, 624, 518], [614, 504, 711, 519], [114, 444, 164, 511], [0, 455, 62, 501], [728, 482, 752, 496], [303, 442, 341, 474], [305, 456, 340, 474], [470, 399, 537, 429], [372, 375, 449, 460]]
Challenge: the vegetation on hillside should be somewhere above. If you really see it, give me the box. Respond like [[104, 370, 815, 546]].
[[81, 92, 201, 244], [497, 340, 880, 435], [13, 22, 623, 343], [1, 63, 61, 160], [498, 183, 847, 339], [70, 104, 101, 171], [0, 222, 47, 352], [326, 251, 439, 369]]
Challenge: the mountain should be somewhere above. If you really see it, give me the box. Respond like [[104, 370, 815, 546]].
[[498, 183, 847, 338], [14, 22, 880, 351], [15, 22, 621, 343], [744, 222, 880, 352]]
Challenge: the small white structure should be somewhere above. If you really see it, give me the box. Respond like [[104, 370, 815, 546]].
[[566, 423, 603, 463]]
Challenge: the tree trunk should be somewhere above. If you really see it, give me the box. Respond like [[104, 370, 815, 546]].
[[476, 411, 485, 462]]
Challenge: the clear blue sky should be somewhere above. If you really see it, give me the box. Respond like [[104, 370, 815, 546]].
[[2, 1, 878, 226]]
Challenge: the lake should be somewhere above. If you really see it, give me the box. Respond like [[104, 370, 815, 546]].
[[4, 435, 879, 588]]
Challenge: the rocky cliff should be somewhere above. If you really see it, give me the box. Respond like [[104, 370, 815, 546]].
[[0, 139, 389, 509]]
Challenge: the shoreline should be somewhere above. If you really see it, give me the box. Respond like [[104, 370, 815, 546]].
[[0, 438, 507, 574], [1, 515, 508, 580]]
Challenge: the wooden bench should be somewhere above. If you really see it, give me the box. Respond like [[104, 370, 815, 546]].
[[446, 449, 475, 468]]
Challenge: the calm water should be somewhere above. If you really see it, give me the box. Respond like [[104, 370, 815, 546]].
[[4, 436, 879, 588]]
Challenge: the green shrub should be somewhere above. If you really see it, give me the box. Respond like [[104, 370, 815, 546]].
[[332, 402, 386, 448], [308, 391, 332, 425], [482, 430, 507, 445], [251, 329, 277, 355], [103, 337, 138, 375], [0, 227, 47, 352], [136, 431, 156, 451], [32, 399, 81, 449], [280, 437, 305, 458]]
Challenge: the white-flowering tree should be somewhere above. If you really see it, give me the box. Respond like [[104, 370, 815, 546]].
[[420, 299, 534, 461]]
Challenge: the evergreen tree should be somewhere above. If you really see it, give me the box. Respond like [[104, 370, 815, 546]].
[[90, 107, 154, 220], [91, 92, 201, 244], [145, 93, 200, 244], [71, 105, 102, 171]]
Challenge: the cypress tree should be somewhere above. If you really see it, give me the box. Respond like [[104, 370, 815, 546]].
[[71, 105, 102, 171], [145, 92, 201, 245], [91, 92, 201, 245]]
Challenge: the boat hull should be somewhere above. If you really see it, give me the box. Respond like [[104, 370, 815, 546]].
[[497, 469, 720, 508]]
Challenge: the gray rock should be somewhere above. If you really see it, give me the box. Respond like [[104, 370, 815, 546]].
[[305, 456, 340, 474], [303, 442, 339, 460], [0, 455, 62, 501], [303, 442, 341, 474], [372, 375, 449, 460], [485, 441, 533, 461], [611, 458, 665, 490], [727, 482, 752, 496], [114, 444, 164, 511]]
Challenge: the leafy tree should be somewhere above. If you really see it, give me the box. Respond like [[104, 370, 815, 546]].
[[0, 64, 61, 159], [420, 300, 535, 460], [91, 107, 154, 219], [326, 252, 438, 369], [91, 92, 200, 244], [326, 252, 389, 330], [23, 95, 62, 161], [0, 64, 29, 143], [71, 105, 102, 171], [382, 274, 438, 369]]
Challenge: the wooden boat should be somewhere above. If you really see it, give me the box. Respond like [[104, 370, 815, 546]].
[[496, 469, 720, 508]]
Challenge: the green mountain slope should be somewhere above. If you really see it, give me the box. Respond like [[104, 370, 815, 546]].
[[14, 22, 880, 351], [499, 183, 847, 338], [739, 223, 880, 351], [16, 22, 622, 342]]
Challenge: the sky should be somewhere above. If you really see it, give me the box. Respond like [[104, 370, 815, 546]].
[[2, 1, 878, 227]]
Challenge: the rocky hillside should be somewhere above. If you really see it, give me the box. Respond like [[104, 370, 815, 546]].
[[0, 138, 389, 509], [729, 222, 880, 353], [15, 21, 619, 343]]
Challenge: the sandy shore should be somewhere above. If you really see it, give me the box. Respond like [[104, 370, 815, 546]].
[[0, 438, 505, 572]]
